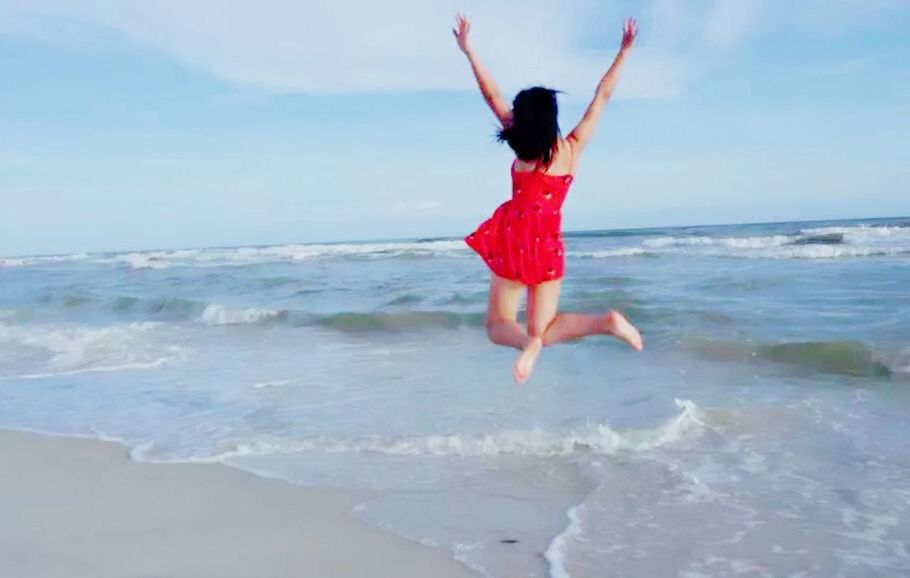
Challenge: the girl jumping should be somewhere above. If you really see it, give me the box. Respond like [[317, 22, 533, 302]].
[[454, 15, 644, 383]]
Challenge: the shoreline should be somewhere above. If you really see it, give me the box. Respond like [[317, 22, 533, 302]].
[[0, 428, 477, 578]]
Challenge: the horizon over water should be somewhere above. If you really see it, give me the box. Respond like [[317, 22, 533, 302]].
[[2, 215, 909, 578], [4, 214, 908, 261]]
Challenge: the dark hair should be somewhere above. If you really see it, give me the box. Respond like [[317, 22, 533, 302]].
[[497, 86, 561, 167]]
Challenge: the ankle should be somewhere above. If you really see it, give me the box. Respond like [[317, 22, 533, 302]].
[[602, 310, 620, 334]]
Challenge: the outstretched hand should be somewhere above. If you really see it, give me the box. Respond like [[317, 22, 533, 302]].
[[621, 18, 638, 52], [453, 14, 471, 54]]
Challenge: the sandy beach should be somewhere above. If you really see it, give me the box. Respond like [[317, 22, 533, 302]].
[[0, 429, 476, 578]]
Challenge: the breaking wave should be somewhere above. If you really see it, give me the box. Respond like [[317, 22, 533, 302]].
[[0, 321, 190, 380], [198, 304, 287, 325], [38, 291, 485, 331], [684, 338, 902, 378], [135, 399, 708, 462], [1, 240, 468, 270], [577, 224, 910, 260]]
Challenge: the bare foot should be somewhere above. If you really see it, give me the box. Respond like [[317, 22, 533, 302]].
[[513, 336, 543, 383], [605, 310, 644, 351]]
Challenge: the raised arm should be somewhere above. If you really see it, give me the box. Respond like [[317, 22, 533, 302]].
[[453, 14, 513, 127], [567, 18, 637, 156]]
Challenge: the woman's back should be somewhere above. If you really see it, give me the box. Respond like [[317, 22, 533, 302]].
[[513, 138, 575, 176]]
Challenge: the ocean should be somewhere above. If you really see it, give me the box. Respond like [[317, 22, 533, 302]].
[[1, 217, 909, 577]]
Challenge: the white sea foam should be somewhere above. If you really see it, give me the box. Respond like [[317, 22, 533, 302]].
[[803, 225, 910, 240], [0, 321, 189, 379], [0, 425, 133, 447], [9, 355, 184, 380], [451, 542, 493, 578], [582, 245, 909, 260], [1, 240, 469, 270], [4, 225, 905, 268], [644, 235, 793, 249], [229, 240, 467, 262], [0, 257, 28, 267], [0, 253, 90, 268], [136, 399, 707, 463], [118, 253, 170, 269], [580, 225, 910, 260], [544, 502, 585, 578], [890, 348, 910, 376], [541, 400, 709, 578], [161, 240, 465, 268], [576, 248, 650, 258], [198, 304, 284, 325], [251, 379, 293, 389]]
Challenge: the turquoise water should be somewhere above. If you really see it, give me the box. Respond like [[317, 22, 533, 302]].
[[1, 217, 909, 577]]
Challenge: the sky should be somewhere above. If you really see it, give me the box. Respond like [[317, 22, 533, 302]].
[[1, 0, 908, 256]]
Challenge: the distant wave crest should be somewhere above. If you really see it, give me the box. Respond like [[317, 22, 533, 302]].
[[579, 224, 910, 260], [3, 224, 907, 268], [1, 240, 468, 270]]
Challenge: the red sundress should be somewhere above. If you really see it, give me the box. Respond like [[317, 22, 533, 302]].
[[465, 161, 573, 286]]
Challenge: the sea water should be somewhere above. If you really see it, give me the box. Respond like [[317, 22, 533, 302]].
[[1, 217, 909, 577]]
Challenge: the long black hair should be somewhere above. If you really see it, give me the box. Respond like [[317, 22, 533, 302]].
[[497, 86, 561, 167]]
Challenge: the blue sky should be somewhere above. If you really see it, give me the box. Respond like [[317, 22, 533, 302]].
[[1, 0, 908, 256]]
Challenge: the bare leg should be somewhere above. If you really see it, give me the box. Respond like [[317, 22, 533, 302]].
[[514, 280, 562, 383], [485, 274, 539, 382], [485, 274, 530, 350], [542, 310, 644, 351]]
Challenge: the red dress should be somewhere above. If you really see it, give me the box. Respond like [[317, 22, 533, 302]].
[[465, 161, 573, 286]]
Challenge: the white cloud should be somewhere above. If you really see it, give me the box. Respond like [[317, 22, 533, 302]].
[[0, 0, 903, 99], [0, 0, 711, 99]]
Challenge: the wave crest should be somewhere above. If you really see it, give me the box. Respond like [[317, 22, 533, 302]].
[[578, 224, 910, 260], [136, 400, 707, 462], [42, 291, 485, 331], [0, 321, 189, 379], [199, 304, 286, 325], [685, 338, 898, 378], [2, 240, 468, 270]]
